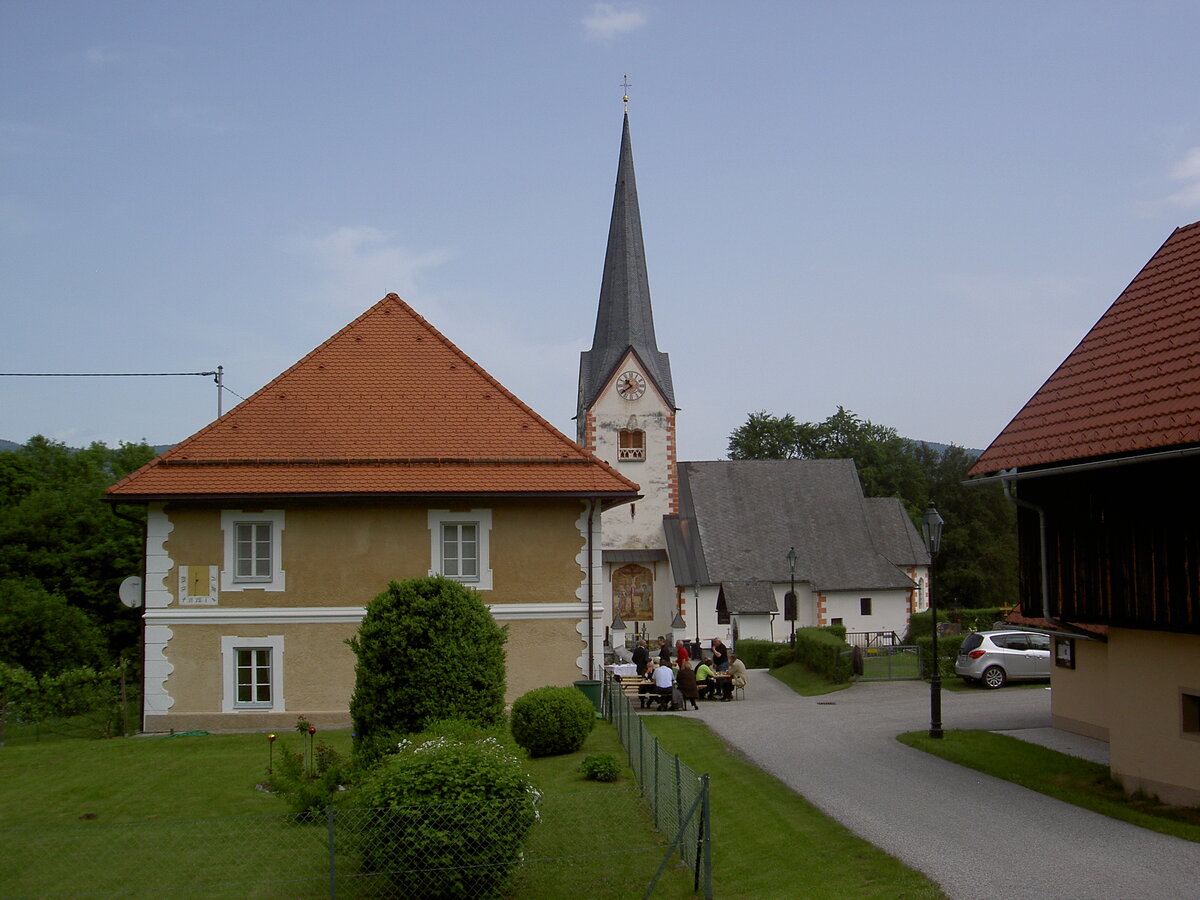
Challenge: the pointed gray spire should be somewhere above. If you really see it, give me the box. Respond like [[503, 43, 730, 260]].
[[578, 112, 675, 422]]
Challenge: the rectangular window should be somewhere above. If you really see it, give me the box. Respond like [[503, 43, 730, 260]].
[[235, 522, 272, 582], [221, 510, 285, 592], [1183, 692, 1200, 738], [860, 598, 872, 616], [221, 635, 284, 713], [236, 648, 273, 706], [442, 522, 479, 581]]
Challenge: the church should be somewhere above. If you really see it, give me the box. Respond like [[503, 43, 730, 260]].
[[578, 107, 931, 652]]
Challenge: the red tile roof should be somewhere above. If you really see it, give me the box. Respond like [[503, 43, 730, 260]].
[[971, 221, 1200, 476], [107, 294, 640, 501]]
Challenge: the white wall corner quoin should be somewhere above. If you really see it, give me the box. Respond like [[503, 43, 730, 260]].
[[145, 504, 175, 608]]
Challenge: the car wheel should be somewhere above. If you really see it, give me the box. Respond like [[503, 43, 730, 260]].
[[982, 665, 1006, 689]]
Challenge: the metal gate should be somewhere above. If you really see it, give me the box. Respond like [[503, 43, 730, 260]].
[[850, 644, 923, 681]]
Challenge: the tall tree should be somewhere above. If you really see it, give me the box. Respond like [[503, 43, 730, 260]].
[[0, 437, 156, 659], [727, 411, 804, 459]]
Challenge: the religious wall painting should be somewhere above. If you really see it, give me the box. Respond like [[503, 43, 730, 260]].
[[613, 563, 654, 621]]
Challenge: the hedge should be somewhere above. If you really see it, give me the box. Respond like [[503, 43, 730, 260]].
[[912, 634, 967, 679]]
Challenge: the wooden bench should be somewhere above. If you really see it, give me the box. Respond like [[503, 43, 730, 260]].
[[612, 675, 669, 708]]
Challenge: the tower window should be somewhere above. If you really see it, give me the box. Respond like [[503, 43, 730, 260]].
[[619, 429, 645, 461]]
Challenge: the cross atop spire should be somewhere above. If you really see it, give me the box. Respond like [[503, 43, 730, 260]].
[[622, 73, 631, 112]]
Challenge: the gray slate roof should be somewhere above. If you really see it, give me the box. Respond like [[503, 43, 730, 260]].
[[670, 459, 925, 592], [577, 112, 675, 417], [719, 581, 778, 615]]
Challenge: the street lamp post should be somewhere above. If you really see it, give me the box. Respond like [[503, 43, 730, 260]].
[[921, 502, 945, 739], [786, 546, 798, 645]]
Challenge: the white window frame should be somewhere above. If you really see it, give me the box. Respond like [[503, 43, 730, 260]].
[[220, 510, 286, 592], [221, 635, 285, 712], [428, 509, 493, 591]]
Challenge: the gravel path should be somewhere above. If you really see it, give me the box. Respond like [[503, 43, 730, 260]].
[[668, 673, 1199, 899]]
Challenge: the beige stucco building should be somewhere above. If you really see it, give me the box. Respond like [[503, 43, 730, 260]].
[[108, 296, 637, 733]]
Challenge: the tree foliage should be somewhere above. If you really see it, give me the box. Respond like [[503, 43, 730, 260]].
[[347, 576, 508, 754], [727, 407, 1017, 609], [0, 579, 108, 676], [0, 437, 156, 663]]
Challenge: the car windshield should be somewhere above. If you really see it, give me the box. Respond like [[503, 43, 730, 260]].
[[961, 633, 983, 652]]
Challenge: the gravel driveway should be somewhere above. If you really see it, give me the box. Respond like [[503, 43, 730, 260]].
[[684, 673, 1200, 899]]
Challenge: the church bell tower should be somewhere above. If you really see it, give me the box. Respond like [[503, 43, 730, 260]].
[[577, 102, 678, 636]]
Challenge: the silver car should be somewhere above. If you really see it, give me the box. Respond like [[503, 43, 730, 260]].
[[954, 630, 1051, 688]]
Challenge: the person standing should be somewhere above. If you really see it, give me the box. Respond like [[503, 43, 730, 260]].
[[674, 640, 690, 667], [711, 638, 729, 672], [657, 636, 671, 664], [632, 639, 649, 677]]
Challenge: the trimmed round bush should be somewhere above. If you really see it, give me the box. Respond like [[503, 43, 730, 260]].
[[347, 576, 507, 764], [510, 685, 596, 757], [354, 728, 538, 898]]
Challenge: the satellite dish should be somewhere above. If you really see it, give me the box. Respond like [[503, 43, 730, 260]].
[[119, 575, 143, 608]]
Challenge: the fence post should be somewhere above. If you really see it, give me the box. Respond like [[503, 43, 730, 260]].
[[327, 806, 337, 898], [700, 774, 712, 899]]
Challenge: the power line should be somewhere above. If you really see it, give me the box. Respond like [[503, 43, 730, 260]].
[[1, 367, 245, 416], [0, 371, 217, 377]]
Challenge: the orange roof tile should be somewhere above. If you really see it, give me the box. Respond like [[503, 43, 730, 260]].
[[971, 221, 1200, 476], [107, 294, 640, 501]]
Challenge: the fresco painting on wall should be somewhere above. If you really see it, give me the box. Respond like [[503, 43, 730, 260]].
[[613, 564, 654, 621]]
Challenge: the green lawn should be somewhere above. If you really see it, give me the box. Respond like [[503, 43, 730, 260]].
[[644, 716, 945, 899], [898, 730, 1200, 843], [0, 724, 695, 898], [768, 661, 850, 696]]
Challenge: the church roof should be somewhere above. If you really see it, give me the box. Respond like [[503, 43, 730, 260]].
[[719, 581, 778, 615], [670, 459, 922, 592], [971, 221, 1200, 476], [107, 294, 640, 501], [578, 112, 675, 416]]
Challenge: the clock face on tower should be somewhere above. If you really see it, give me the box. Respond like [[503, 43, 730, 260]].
[[615, 371, 647, 400]]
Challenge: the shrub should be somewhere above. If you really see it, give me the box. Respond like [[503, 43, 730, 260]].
[[347, 576, 507, 763], [826, 623, 848, 642], [353, 727, 538, 898], [270, 738, 351, 818], [580, 753, 620, 782], [733, 639, 775, 668], [790, 627, 852, 683], [510, 686, 596, 757], [768, 645, 796, 669], [913, 634, 967, 679], [904, 607, 1010, 642]]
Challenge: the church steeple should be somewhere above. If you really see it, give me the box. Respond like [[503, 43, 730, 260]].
[[577, 111, 675, 428]]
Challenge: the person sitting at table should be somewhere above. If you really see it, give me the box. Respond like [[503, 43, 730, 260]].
[[636, 660, 658, 708], [694, 658, 717, 700], [711, 637, 729, 672], [728, 654, 748, 696], [676, 659, 700, 710], [652, 659, 675, 709]]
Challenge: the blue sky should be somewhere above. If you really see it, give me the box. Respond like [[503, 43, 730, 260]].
[[5, 2, 1200, 460]]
